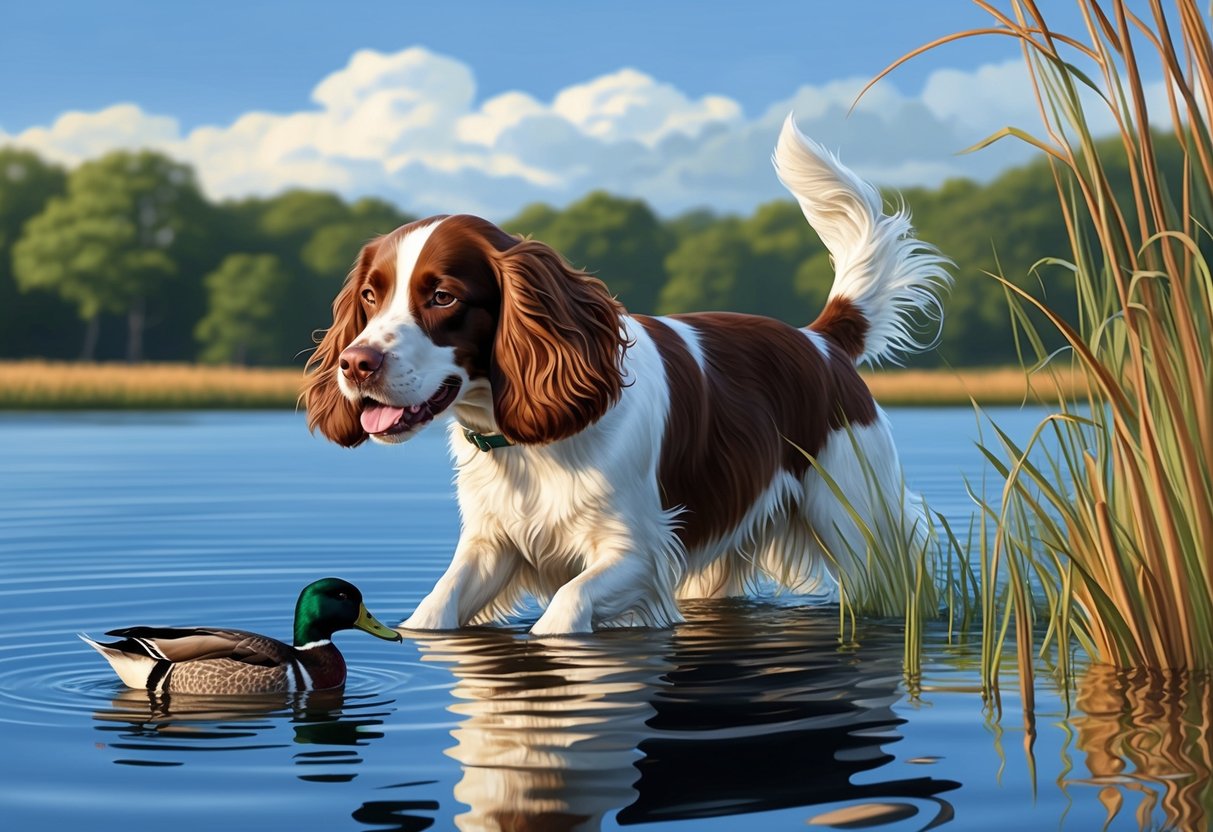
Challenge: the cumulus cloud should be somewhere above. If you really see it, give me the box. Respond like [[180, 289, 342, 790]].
[[921, 60, 1039, 133], [5, 104, 181, 167], [0, 48, 1140, 218], [550, 68, 743, 146]]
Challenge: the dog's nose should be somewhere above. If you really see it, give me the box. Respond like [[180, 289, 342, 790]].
[[339, 345, 384, 383]]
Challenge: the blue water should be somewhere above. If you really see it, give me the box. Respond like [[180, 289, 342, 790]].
[[0, 409, 1207, 831]]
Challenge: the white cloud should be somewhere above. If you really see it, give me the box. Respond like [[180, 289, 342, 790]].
[[456, 91, 547, 147], [3, 103, 180, 166], [922, 60, 1038, 133], [919, 57, 1175, 152], [0, 48, 1147, 219], [550, 68, 743, 146]]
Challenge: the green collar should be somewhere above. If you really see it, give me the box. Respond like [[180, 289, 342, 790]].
[[463, 427, 513, 452]]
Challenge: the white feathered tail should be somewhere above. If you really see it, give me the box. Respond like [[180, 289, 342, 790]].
[[773, 114, 951, 365], [79, 633, 157, 689]]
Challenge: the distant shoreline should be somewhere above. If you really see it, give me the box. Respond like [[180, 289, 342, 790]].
[[0, 360, 1080, 410]]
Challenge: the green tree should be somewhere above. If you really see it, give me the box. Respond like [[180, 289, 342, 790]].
[[658, 207, 815, 324], [904, 163, 1075, 365], [12, 150, 206, 361], [0, 149, 72, 358], [504, 191, 672, 313], [741, 200, 826, 322], [663, 207, 718, 241], [0, 149, 67, 254], [658, 218, 753, 314], [255, 190, 350, 248], [217, 191, 410, 365], [195, 253, 291, 365], [744, 201, 819, 269], [301, 197, 412, 278]]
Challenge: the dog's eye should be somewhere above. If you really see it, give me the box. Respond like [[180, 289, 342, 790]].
[[360, 287, 376, 306], [432, 290, 457, 308]]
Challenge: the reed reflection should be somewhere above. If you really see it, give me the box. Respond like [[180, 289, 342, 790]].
[[414, 600, 958, 831], [92, 687, 395, 780], [1072, 666, 1213, 831]]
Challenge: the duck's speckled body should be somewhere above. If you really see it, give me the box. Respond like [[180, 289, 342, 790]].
[[81, 578, 401, 694]]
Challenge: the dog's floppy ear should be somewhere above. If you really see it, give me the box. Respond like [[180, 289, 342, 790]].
[[302, 239, 380, 447], [489, 240, 629, 444]]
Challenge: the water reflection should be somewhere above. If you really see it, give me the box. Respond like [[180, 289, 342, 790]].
[[352, 796, 442, 832], [414, 600, 959, 831], [92, 686, 395, 781], [1072, 666, 1213, 831]]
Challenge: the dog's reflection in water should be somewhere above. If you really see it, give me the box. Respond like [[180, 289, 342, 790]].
[[414, 600, 959, 832]]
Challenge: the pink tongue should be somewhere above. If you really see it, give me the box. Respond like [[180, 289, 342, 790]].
[[360, 404, 405, 434]]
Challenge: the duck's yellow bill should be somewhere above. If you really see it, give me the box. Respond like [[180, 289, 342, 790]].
[[355, 604, 403, 642]]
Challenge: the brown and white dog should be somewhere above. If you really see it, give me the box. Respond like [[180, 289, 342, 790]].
[[305, 115, 950, 634]]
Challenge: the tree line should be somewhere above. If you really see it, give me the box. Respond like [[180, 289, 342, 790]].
[[0, 136, 1184, 368]]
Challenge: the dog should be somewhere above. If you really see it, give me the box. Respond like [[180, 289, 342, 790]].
[[304, 114, 949, 634]]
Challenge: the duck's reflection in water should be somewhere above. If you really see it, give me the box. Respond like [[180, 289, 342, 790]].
[[92, 687, 395, 781], [414, 600, 959, 831]]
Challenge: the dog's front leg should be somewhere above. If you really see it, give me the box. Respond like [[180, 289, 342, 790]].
[[530, 553, 654, 635], [401, 535, 519, 630]]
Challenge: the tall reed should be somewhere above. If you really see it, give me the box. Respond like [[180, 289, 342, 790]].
[[881, 0, 1213, 674]]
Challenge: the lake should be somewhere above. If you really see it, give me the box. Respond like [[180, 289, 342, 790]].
[[0, 409, 1208, 831]]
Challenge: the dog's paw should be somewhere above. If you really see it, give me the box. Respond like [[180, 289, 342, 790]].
[[530, 594, 593, 635], [400, 600, 460, 631]]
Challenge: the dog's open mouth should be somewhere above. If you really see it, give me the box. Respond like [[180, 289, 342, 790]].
[[360, 376, 462, 436]]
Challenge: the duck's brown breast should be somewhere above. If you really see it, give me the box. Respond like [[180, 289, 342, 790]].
[[295, 643, 347, 690]]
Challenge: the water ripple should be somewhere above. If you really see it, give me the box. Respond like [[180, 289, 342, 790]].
[[0, 632, 443, 729], [6, 411, 1208, 831]]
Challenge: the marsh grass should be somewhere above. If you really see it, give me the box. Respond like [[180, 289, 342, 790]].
[[0, 360, 1078, 409], [0, 361, 304, 409], [867, 366, 1083, 406], [793, 426, 952, 691], [877, 0, 1213, 680]]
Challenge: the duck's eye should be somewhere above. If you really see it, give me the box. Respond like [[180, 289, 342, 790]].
[[432, 290, 456, 308], [337, 591, 349, 601], [360, 287, 376, 306]]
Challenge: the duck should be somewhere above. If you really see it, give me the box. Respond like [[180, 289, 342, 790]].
[[80, 577, 402, 694]]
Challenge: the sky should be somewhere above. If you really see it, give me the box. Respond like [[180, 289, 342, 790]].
[[0, 1, 1171, 219]]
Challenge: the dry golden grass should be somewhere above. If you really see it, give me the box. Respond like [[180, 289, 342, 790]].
[[0, 361, 306, 409], [861, 366, 1080, 406], [0, 360, 1079, 409]]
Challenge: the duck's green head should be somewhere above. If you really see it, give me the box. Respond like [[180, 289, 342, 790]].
[[293, 578, 402, 646]]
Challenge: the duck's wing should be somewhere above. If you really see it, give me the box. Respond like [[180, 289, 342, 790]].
[[103, 626, 293, 668]]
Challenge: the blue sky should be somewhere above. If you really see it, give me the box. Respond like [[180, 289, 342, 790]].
[[3, 1, 1038, 128], [0, 1, 1162, 218]]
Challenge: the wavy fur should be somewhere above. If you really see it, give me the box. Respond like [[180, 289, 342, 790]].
[[489, 240, 629, 444], [303, 241, 379, 447], [306, 117, 942, 634], [774, 113, 952, 365]]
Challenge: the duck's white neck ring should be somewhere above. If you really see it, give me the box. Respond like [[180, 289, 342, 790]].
[[296, 639, 332, 651]]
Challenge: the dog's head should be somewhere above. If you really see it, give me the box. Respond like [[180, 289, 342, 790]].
[[304, 215, 628, 447]]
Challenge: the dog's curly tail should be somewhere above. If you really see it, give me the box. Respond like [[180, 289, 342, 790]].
[[772, 113, 952, 366]]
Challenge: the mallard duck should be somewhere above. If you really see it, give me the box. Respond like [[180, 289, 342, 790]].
[[80, 577, 402, 694]]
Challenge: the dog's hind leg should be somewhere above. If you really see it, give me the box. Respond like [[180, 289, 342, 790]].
[[676, 551, 755, 600], [755, 519, 838, 598], [798, 413, 929, 614]]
